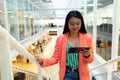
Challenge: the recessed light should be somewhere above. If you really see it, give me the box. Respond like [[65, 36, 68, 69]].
[[42, 0, 51, 3]]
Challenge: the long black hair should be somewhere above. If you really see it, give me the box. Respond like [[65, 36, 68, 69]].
[[63, 10, 87, 34]]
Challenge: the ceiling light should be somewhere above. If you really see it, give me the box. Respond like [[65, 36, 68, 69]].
[[0, 10, 2, 12], [42, 0, 51, 3]]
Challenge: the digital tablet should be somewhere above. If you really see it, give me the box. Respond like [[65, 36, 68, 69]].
[[68, 47, 90, 53]]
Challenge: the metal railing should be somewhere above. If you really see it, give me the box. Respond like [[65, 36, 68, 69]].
[[0, 25, 55, 80], [90, 54, 120, 80]]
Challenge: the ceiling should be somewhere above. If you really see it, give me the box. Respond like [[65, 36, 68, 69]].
[[29, 0, 85, 19], [28, 0, 113, 19]]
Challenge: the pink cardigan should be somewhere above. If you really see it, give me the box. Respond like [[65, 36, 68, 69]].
[[41, 32, 94, 80]]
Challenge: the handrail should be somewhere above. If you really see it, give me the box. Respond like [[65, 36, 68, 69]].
[[0, 25, 56, 80], [92, 72, 107, 76], [0, 25, 36, 63], [19, 28, 47, 48], [90, 56, 120, 70], [90, 55, 120, 80]]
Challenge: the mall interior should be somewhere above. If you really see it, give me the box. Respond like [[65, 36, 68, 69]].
[[0, 0, 120, 80]]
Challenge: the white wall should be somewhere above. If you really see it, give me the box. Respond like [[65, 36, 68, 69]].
[[40, 19, 65, 27]]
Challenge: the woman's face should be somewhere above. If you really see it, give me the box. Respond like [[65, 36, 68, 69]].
[[68, 17, 82, 34]]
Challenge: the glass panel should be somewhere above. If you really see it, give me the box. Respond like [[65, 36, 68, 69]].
[[0, 0, 5, 28], [33, 8, 41, 34], [24, 0, 31, 38], [87, 6, 93, 13], [97, 0, 113, 9], [87, 0, 93, 4], [30, 4, 34, 36], [17, 0, 25, 40], [6, 0, 19, 40], [96, 1, 113, 61], [87, 0, 93, 13], [86, 0, 93, 34]]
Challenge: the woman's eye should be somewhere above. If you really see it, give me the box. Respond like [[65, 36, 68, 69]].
[[70, 23, 74, 25], [70, 22, 81, 26]]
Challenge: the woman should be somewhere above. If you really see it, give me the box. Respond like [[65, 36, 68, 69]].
[[36, 10, 94, 80]]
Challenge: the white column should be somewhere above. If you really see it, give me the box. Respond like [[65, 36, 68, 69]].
[[93, 0, 98, 52], [37, 65, 42, 80], [111, 0, 120, 69], [0, 31, 13, 80]]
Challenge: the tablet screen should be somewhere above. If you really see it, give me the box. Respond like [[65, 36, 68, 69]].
[[68, 47, 90, 53]]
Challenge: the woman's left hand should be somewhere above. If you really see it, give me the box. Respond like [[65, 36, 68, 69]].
[[80, 49, 90, 57]]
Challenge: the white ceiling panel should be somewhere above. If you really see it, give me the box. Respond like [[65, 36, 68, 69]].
[[52, 0, 70, 9], [55, 10, 68, 18], [28, 0, 113, 19]]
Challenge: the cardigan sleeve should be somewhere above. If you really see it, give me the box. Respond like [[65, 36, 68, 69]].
[[41, 35, 62, 67], [82, 34, 94, 63]]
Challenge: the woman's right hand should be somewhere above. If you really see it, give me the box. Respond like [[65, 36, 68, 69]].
[[35, 56, 43, 64]]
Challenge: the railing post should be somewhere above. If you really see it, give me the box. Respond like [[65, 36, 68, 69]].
[[37, 65, 42, 80], [0, 32, 13, 80], [107, 64, 112, 80], [111, 0, 120, 70], [93, 0, 98, 52]]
